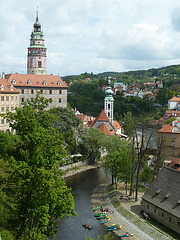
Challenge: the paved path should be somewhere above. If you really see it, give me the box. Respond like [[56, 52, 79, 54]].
[[91, 184, 173, 240]]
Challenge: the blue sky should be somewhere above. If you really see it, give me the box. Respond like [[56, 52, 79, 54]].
[[1, 0, 180, 76]]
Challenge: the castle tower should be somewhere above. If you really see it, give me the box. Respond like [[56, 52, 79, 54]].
[[27, 11, 47, 75], [104, 78, 114, 124]]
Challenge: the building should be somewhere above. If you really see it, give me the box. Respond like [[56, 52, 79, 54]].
[[104, 79, 114, 124], [27, 11, 47, 75], [168, 96, 180, 110], [142, 166, 180, 234], [0, 78, 19, 132], [5, 74, 68, 109], [157, 120, 180, 162], [163, 110, 180, 123], [3, 12, 68, 110]]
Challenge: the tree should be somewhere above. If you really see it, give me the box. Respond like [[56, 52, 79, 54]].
[[105, 136, 131, 189], [1, 94, 76, 239], [83, 128, 107, 165], [139, 165, 153, 185]]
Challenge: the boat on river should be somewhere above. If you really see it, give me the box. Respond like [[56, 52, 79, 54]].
[[118, 233, 134, 237], [92, 206, 101, 211], [100, 217, 111, 224], [107, 225, 123, 231], [94, 213, 108, 217], [82, 224, 93, 230], [96, 216, 110, 220]]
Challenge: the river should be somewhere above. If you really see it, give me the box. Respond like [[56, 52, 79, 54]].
[[53, 167, 119, 240]]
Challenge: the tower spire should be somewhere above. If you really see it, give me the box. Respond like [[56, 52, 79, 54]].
[[104, 77, 114, 124], [27, 11, 47, 75]]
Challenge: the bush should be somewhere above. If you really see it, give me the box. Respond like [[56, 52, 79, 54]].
[[0, 229, 15, 240]]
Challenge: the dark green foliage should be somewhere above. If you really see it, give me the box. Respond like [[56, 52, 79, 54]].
[[48, 107, 84, 154], [0, 94, 76, 239]]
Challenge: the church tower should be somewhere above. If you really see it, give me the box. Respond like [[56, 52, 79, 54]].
[[27, 11, 47, 75], [104, 78, 114, 124]]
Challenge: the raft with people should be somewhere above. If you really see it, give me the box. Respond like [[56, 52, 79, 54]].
[[94, 213, 108, 217], [100, 217, 111, 224], [82, 223, 93, 230]]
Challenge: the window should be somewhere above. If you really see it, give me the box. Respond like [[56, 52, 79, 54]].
[[172, 150, 175, 155], [43, 81, 47, 85], [178, 222, 180, 227], [6, 107, 9, 112], [59, 90, 62, 94], [31, 89, 34, 94], [50, 90, 52, 94], [1, 96, 4, 101], [1, 119, 4, 124], [12, 79, 16, 84], [11, 106, 14, 111], [169, 217, 171, 222], [162, 213, 164, 217], [147, 205, 149, 209], [38, 61, 42, 68], [172, 135, 175, 139], [6, 96, 9, 101], [57, 81, 61, 86], [1, 107, 4, 112], [108, 104, 110, 109], [40, 89, 43, 93], [22, 89, 24, 94], [27, 79, 32, 84], [21, 98, 24, 103], [49, 98, 52, 102], [59, 98, 61, 103], [6, 119, 9, 123], [11, 96, 14, 101], [172, 142, 175, 147]]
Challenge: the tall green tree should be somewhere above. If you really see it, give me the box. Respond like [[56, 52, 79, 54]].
[[1, 94, 76, 239]]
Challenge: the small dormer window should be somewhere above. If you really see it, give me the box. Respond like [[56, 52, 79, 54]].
[[12, 79, 16, 84], [43, 80, 47, 85], [27, 79, 32, 84], [0, 84, 4, 91], [57, 81, 61, 86]]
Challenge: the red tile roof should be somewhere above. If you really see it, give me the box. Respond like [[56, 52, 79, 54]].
[[169, 97, 180, 102], [89, 110, 109, 128], [0, 78, 19, 93], [98, 123, 113, 135], [158, 123, 173, 133], [5, 74, 68, 88], [169, 158, 180, 171]]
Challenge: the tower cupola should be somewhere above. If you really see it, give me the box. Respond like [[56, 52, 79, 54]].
[[27, 11, 47, 75], [104, 78, 114, 124]]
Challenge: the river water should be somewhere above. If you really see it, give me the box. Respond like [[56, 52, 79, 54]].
[[53, 167, 119, 240]]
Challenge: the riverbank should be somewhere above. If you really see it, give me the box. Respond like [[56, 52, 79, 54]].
[[62, 162, 101, 178], [91, 183, 173, 240]]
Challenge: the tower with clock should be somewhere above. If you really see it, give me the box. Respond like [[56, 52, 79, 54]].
[[27, 11, 47, 75]]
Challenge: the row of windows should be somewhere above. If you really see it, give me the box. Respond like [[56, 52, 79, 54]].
[[1, 96, 18, 101], [21, 89, 62, 94], [21, 98, 62, 103], [147, 204, 180, 225], [1, 107, 14, 112]]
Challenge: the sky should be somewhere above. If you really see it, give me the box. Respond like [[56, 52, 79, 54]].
[[1, 0, 180, 76]]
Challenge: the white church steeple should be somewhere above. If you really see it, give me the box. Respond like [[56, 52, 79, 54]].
[[104, 78, 114, 124]]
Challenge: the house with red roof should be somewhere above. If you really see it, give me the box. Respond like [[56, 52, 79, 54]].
[[168, 96, 180, 110], [158, 120, 180, 163]]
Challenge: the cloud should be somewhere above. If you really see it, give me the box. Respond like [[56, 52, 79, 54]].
[[0, 0, 180, 76]]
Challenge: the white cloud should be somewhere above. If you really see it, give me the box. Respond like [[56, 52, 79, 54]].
[[0, 0, 180, 75]]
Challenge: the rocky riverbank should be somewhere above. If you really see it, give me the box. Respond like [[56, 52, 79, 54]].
[[91, 184, 173, 240], [62, 162, 101, 178]]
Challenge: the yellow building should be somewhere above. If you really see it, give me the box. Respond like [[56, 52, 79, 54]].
[[0, 78, 19, 132], [158, 120, 180, 163]]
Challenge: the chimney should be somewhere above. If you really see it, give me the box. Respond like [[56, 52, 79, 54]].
[[2, 72, 5, 79]]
